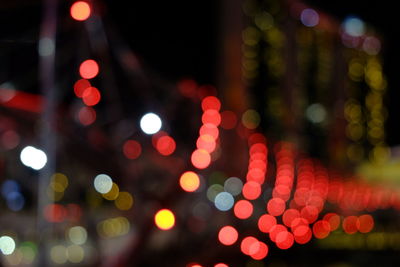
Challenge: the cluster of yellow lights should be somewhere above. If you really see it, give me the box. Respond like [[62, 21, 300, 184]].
[[317, 231, 400, 250], [47, 173, 69, 202], [97, 217, 130, 238], [344, 98, 365, 162], [50, 244, 85, 264]]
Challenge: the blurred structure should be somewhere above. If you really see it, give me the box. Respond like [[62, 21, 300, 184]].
[[1, 0, 400, 266]]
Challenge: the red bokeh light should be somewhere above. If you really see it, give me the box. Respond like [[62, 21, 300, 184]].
[[240, 236, 259, 255], [156, 135, 176, 156], [122, 140, 142, 159], [73, 79, 91, 98], [282, 209, 300, 227], [358, 214, 374, 233], [177, 79, 197, 98], [79, 59, 99, 79], [343, 215, 359, 234], [202, 110, 221, 126], [234, 200, 253, 219], [300, 205, 319, 223], [269, 224, 287, 243], [276, 231, 294, 249], [220, 110, 237, 130], [218, 226, 238, 246], [323, 213, 341, 231], [196, 134, 216, 153], [201, 96, 221, 111], [267, 198, 286, 216], [250, 241, 268, 260], [293, 225, 312, 244], [258, 214, 277, 233], [199, 123, 219, 139], [82, 87, 101, 106], [44, 204, 67, 223], [78, 106, 96, 126], [242, 181, 261, 200], [312, 220, 331, 239]]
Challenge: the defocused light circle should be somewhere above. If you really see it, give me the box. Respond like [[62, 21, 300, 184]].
[[179, 171, 200, 192], [70, 1, 91, 21], [300, 8, 319, 27], [0, 236, 16, 255], [20, 146, 47, 170], [93, 174, 113, 194], [155, 209, 175, 230], [140, 113, 162, 134], [214, 192, 234, 211]]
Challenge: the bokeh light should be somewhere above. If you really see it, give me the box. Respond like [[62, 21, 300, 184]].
[[79, 59, 99, 79], [191, 149, 211, 169], [70, 1, 91, 21], [234, 200, 253, 219], [68, 226, 88, 245], [82, 87, 101, 106], [93, 174, 113, 194], [122, 140, 142, 159], [258, 214, 277, 233], [140, 113, 162, 135], [156, 135, 176, 156], [73, 79, 91, 98], [155, 209, 175, 230], [224, 177, 243, 196], [114, 191, 134, 210], [218, 226, 238, 246], [179, 171, 200, 192], [300, 8, 319, 27], [0, 236, 16, 255], [267, 197, 286, 216], [214, 192, 234, 211], [78, 106, 96, 125], [20, 146, 47, 170], [343, 16, 365, 37]]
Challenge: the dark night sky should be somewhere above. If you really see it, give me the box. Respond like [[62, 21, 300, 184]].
[[1, 0, 399, 144]]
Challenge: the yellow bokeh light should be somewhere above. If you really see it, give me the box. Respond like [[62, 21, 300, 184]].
[[114, 192, 134, 210], [154, 209, 175, 230], [46, 187, 64, 201], [50, 173, 68, 192], [102, 183, 119, 200], [242, 109, 261, 129], [179, 171, 200, 192]]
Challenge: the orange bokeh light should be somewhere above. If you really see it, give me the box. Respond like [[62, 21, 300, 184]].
[[79, 59, 99, 79], [214, 264, 229, 267], [179, 171, 200, 192], [154, 209, 175, 230], [70, 1, 91, 21], [196, 134, 216, 153], [73, 79, 91, 98], [122, 140, 142, 159], [312, 220, 331, 239], [156, 135, 176, 156], [218, 226, 238, 246], [191, 149, 211, 169], [358, 214, 374, 233], [234, 200, 253, 219], [82, 87, 101, 106]]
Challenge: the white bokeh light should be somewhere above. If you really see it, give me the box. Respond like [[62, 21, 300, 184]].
[[94, 174, 113, 194], [0, 236, 16, 255], [140, 113, 162, 134], [20, 146, 47, 170]]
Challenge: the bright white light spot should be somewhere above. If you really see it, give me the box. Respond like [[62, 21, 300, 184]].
[[20, 146, 47, 170], [306, 103, 327, 123], [343, 17, 365, 37], [140, 113, 162, 134], [94, 174, 113, 194], [300, 9, 319, 27], [214, 192, 234, 211], [68, 226, 88, 245], [0, 236, 16, 255], [224, 177, 243, 196]]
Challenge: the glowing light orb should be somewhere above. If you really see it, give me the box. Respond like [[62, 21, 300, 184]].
[[20, 146, 47, 170], [218, 226, 238, 246], [224, 177, 243, 196], [156, 135, 176, 155], [0, 236, 16, 255], [234, 200, 253, 219], [122, 140, 142, 159], [68, 226, 88, 245], [79, 59, 99, 79], [258, 214, 277, 233], [179, 171, 200, 192], [358, 214, 374, 233], [154, 209, 175, 230], [343, 16, 365, 37], [250, 241, 268, 260], [191, 149, 211, 169], [82, 87, 101, 106], [140, 113, 162, 134], [70, 1, 91, 21], [300, 8, 319, 27], [214, 192, 234, 211], [240, 236, 259, 255], [93, 174, 113, 194]]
